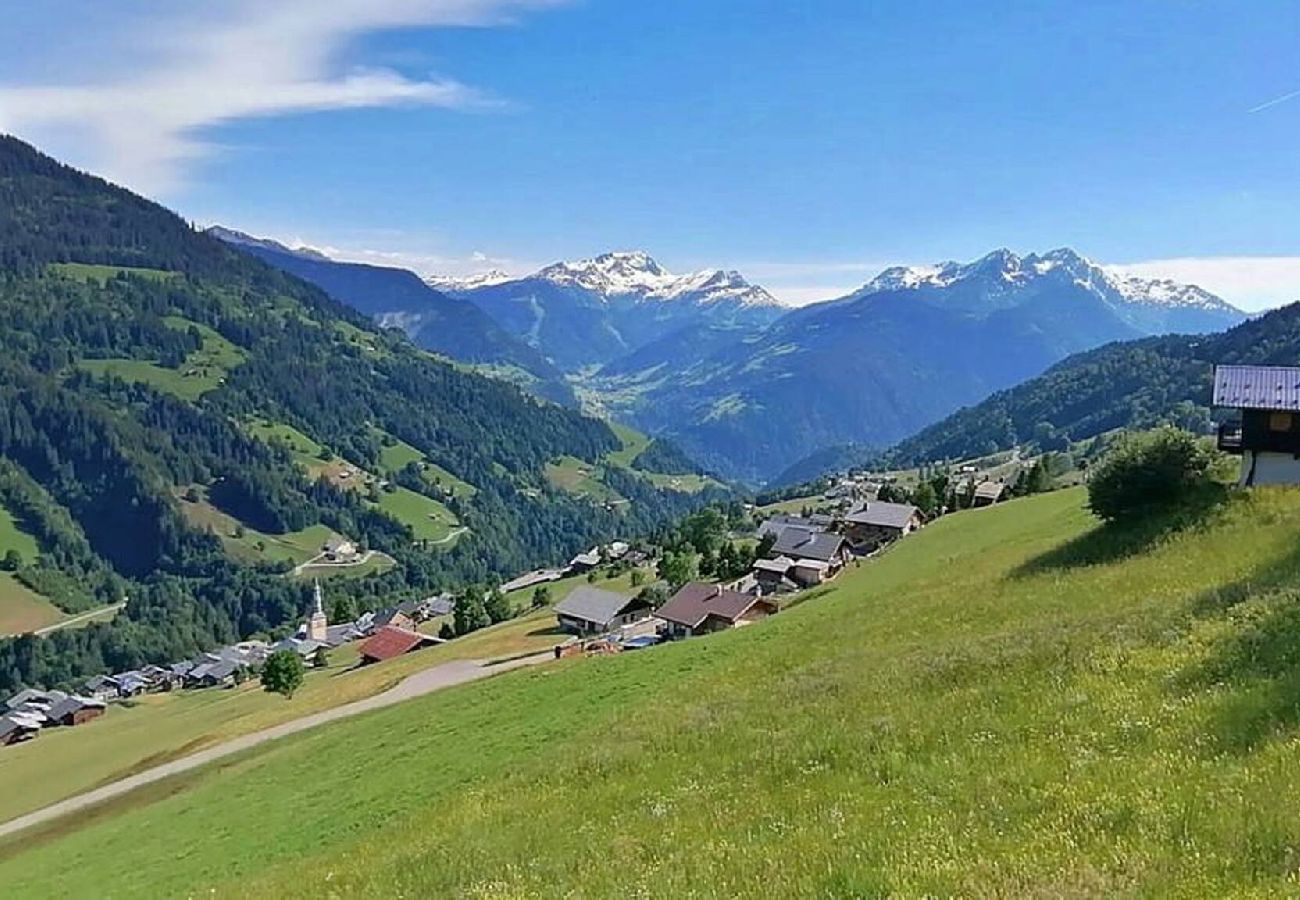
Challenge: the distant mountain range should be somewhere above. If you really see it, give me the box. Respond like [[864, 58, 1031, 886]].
[[586, 247, 1244, 483], [437, 251, 787, 372], [208, 232, 1246, 485], [206, 228, 575, 404]]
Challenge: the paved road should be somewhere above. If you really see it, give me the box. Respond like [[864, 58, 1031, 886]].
[[0, 652, 550, 840]]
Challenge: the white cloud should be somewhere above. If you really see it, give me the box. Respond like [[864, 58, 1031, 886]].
[[0, 0, 564, 195], [729, 259, 891, 307], [1106, 257, 1300, 312]]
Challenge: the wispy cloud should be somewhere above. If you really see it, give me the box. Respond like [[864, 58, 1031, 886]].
[[1248, 88, 1300, 114], [0, 1, 564, 195], [1107, 256, 1300, 312]]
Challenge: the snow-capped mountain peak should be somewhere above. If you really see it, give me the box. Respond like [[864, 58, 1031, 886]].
[[537, 251, 675, 294], [424, 269, 513, 292]]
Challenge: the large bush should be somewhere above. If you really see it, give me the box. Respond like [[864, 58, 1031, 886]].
[[1087, 427, 1222, 523]]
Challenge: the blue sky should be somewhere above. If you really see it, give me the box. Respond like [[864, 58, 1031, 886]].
[[1, 0, 1298, 307]]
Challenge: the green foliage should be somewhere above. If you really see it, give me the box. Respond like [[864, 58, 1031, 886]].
[[1088, 428, 1224, 523], [311, 647, 329, 670], [453, 588, 491, 636], [659, 550, 699, 590], [261, 651, 305, 699], [530, 586, 551, 609], [485, 589, 512, 624]]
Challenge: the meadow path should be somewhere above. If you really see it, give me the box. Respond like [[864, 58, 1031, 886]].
[[0, 652, 551, 839]]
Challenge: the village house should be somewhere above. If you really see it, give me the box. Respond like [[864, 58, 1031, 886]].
[[1215, 364, 1300, 486], [0, 711, 42, 746], [370, 606, 416, 632], [500, 569, 564, 595], [44, 695, 107, 728], [82, 674, 121, 703], [567, 547, 603, 574], [751, 556, 800, 595], [423, 594, 457, 618], [768, 527, 852, 581], [973, 481, 1006, 507], [552, 586, 653, 635], [841, 501, 924, 552], [358, 626, 439, 665], [322, 534, 360, 563], [656, 582, 779, 639]]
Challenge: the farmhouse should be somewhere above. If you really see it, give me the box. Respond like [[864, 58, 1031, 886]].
[[751, 557, 800, 595], [973, 481, 1006, 507], [567, 547, 602, 573], [0, 712, 42, 746], [370, 606, 416, 632], [82, 675, 121, 703], [1215, 364, 1300, 486], [358, 626, 439, 664], [842, 502, 923, 552], [322, 534, 360, 562], [656, 582, 778, 639], [553, 587, 653, 635]]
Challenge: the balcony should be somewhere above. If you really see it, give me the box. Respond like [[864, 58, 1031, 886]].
[[1217, 424, 1244, 454]]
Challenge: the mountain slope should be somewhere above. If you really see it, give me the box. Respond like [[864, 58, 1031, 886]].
[[876, 302, 1300, 467], [12, 489, 1300, 896], [207, 228, 575, 404], [596, 248, 1244, 483], [445, 251, 787, 371], [0, 135, 726, 694]]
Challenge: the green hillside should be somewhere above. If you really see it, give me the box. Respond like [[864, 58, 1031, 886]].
[[0, 135, 729, 695], [8, 487, 1300, 895]]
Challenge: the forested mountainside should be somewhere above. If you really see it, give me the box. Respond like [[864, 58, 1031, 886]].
[[873, 302, 1300, 468], [0, 136, 728, 693], [206, 229, 576, 405], [590, 248, 1244, 485]]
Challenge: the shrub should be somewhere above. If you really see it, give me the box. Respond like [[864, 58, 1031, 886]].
[[1087, 427, 1222, 523]]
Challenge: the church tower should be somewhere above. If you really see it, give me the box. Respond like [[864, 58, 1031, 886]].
[[308, 580, 328, 642]]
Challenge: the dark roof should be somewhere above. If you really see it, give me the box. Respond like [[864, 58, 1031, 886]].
[[757, 515, 820, 539], [359, 626, 433, 662], [1214, 365, 1300, 411], [845, 501, 920, 530], [204, 660, 240, 681], [656, 582, 769, 629], [426, 596, 456, 616], [46, 695, 105, 721], [974, 481, 1005, 499], [770, 527, 847, 562], [553, 587, 645, 628], [371, 607, 412, 629]]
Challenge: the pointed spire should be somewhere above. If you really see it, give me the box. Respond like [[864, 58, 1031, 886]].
[[313, 580, 324, 617]]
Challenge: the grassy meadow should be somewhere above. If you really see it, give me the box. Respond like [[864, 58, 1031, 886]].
[[0, 504, 64, 634], [75, 317, 246, 402], [9, 488, 1300, 895]]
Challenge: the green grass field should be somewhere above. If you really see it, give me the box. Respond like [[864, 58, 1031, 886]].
[[14, 488, 1300, 895], [545, 455, 625, 503], [0, 504, 63, 634], [175, 488, 334, 567], [47, 263, 176, 285], [76, 317, 246, 402]]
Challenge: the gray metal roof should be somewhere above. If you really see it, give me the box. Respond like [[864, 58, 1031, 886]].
[[771, 527, 847, 562], [845, 501, 920, 530], [1213, 365, 1300, 411], [553, 587, 643, 627]]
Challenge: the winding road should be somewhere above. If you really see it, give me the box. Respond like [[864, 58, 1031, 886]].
[[0, 652, 551, 840]]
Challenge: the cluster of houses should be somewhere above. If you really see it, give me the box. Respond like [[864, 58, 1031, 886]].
[[0, 584, 458, 749]]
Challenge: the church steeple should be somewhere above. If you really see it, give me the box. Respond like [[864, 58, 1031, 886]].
[[308, 580, 328, 642]]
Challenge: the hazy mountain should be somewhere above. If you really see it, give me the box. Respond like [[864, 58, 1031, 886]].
[[593, 248, 1245, 484], [442, 251, 787, 371], [207, 228, 575, 404]]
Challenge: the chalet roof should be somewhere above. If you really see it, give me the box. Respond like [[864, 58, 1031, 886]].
[[359, 626, 433, 662], [656, 582, 768, 629], [844, 501, 920, 530], [569, 548, 602, 567], [1213, 365, 1300, 411], [425, 595, 456, 617], [757, 515, 820, 539], [553, 587, 644, 628], [974, 481, 1005, 500], [371, 607, 412, 629], [753, 557, 794, 574], [46, 695, 105, 721], [83, 675, 119, 692], [0, 714, 41, 738], [770, 527, 847, 563], [205, 660, 241, 681], [5, 689, 52, 710]]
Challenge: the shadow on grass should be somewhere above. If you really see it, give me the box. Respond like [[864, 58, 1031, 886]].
[[1174, 541, 1300, 755], [1012, 484, 1233, 577]]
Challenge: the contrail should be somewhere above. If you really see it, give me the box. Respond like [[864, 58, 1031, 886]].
[[1249, 88, 1300, 114]]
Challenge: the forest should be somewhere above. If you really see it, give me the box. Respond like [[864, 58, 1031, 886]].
[[0, 136, 729, 693]]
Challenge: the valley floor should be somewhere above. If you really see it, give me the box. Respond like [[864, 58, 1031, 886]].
[[6, 487, 1300, 896]]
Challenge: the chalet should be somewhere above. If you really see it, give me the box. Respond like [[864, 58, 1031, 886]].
[[4, 688, 58, 712], [424, 594, 457, 618], [768, 527, 851, 580], [358, 626, 439, 665], [44, 695, 107, 727], [552, 587, 653, 635], [757, 514, 821, 541], [0, 712, 42, 746], [1214, 365, 1300, 486], [271, 637, 325, 661], [370, 606, 415, 632], [567, 547, 603, 573], [322, 534, 360, 562], [186, 659, 242, 689], [112, 671, 152, 698], [501, 569, 563, 594], [323, 623, 361, 648], [750, 557, 800, 595], [973, 481, 1006, 507], [656, 582, 778, 639], [841, 502, 923, 552], [82, 674, 121, 703]]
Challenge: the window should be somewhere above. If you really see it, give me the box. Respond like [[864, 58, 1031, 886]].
[[1270, 411, 1293, 433]]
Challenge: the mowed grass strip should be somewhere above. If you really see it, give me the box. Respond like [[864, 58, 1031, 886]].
[[14, 489, 1300, 895]]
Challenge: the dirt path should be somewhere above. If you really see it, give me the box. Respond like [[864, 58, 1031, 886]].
[[33, 602, 126, 636], [0, 652, 551, 839]]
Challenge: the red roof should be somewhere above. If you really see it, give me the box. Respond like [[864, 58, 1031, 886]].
[[359, 626, 431, 663]]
